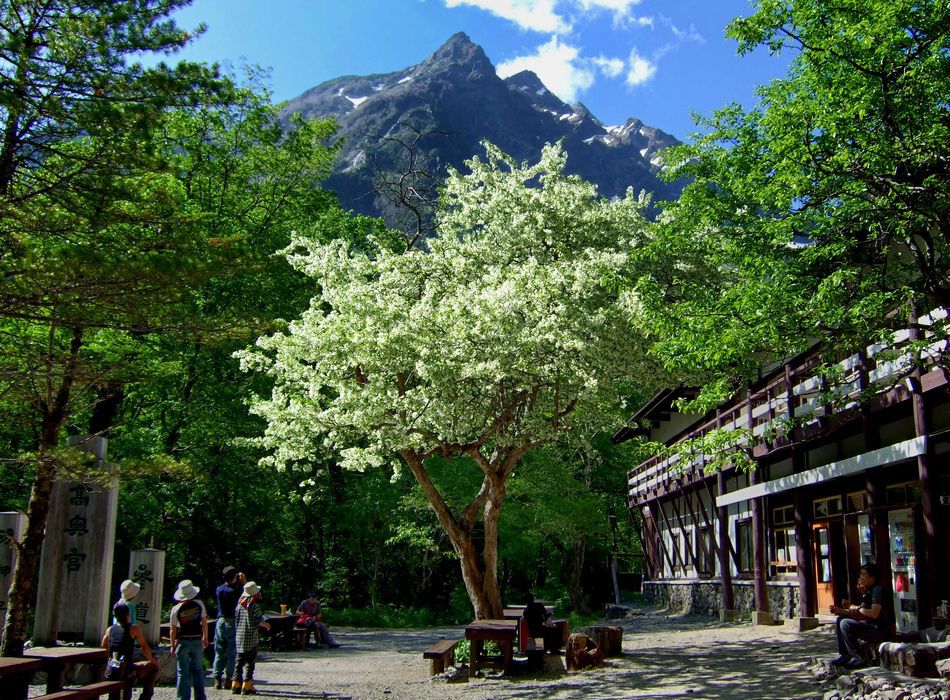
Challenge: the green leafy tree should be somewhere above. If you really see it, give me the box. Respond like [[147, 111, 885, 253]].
[[636, 0, 950, 409], [239, 142, 661, 618], [0, 31, 341, 653]]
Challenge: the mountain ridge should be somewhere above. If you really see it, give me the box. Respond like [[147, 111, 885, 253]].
[[282, 32, 682, 224]]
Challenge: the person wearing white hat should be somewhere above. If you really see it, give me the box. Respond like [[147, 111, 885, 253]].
[[232, 581, 269, 696], [114, 579, 141, 625], [169, 579, 208, 700]]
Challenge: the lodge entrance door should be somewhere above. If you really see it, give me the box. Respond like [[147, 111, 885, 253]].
[[813, 522, 835, 612]]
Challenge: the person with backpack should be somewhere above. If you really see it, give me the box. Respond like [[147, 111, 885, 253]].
[[169, 579, 209, 700], [101, 601, 158, 700]]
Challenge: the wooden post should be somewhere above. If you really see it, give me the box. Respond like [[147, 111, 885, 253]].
[[716, 470, 735, 616], [641, 504, 659, 580], [750, 468, 771, 622], [792, 461, 816, 617], [905, 310, 944, 629]]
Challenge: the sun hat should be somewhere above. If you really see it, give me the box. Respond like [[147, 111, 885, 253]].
[[173, 579, 200, 601], [120, 579, 141, 600], [243, 581, 261, 597]]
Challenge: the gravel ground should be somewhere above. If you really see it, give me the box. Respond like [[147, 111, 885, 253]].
[[29, 607, 840, 699]]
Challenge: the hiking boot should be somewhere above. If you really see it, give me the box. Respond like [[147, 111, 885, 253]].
[[214, 678, 223, 690], [241, 680, 257, 695], [224, 680, 232, 690], [231, 680, 242, 694]]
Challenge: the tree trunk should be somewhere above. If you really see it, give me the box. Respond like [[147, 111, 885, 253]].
[[569, 538, 587, 612], [1, 327, 82, 655], [398, 449, 507, 619], [1, 446, 59, 655]]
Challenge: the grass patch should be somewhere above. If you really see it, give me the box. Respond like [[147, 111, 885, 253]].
[[328, 604, 455, 628]]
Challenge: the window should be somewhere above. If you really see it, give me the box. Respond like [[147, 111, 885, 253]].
[[697, 526, 713, 576], [846, 491, 869, 513], [770, 528, 797, 575], [737, 519, 754, 573], [773, 505, 794, 526], [886, 481, 921, 506], [814, 496, 843, 518], [678, 531, 689, 574]]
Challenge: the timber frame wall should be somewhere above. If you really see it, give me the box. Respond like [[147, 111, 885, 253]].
[[618, 310, 950, 625]]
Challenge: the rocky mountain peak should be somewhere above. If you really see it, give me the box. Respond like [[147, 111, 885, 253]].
[[281, 34, 683, 222]]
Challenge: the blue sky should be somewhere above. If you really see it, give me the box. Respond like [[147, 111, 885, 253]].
[[164, 0, 789, 140]]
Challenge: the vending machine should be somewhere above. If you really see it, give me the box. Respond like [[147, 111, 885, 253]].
[[888, 507, 918, 633]]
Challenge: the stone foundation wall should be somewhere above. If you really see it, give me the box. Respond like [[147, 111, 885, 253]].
[[643, 579, 801, 618]]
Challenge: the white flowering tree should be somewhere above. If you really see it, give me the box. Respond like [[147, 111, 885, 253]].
[[238, 142, 658, 618]]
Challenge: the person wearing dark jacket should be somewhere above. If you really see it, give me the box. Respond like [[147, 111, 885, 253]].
[[213, 566, 241, 690], [829, 563, 888, 669]]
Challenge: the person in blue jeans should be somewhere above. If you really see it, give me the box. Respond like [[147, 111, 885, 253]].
[[213, 566, 241, 690], [829, 563, 888, 669], [169, 579, 209, 700]]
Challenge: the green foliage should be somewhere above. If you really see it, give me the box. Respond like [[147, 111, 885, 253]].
[[636, 0, 950, 394], [329, 605, 445, 628]]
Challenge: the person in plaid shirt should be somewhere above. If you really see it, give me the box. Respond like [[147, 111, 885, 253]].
[[231, 581, 269, 695]]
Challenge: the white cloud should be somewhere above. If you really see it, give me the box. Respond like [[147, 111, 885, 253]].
[[444, 0, 569, 34], [576, 0, 641, 12], [497, 37, 594, 103], [593, 55, 624, 78], [625, 48, 656, 86]]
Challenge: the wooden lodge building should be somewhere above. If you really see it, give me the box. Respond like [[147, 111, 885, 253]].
[[614, 312, 950, 631]]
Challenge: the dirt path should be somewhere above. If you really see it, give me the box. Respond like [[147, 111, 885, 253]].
[[33, 609, 836, 699]]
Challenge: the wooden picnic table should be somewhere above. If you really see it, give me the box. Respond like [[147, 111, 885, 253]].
[[0, 656, 43, 700], [261, 613, 302, 650], [465, 619, 518, 678], [502, 605, 553, 619], [24, 646, 107, 694]]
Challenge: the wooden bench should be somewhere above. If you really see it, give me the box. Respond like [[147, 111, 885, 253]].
[[33, 679, 126, 700], [422, 639, 458, 675], [293, 626, 309, 649]]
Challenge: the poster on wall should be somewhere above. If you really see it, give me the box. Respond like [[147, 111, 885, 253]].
[[888, 507, 918, 633]]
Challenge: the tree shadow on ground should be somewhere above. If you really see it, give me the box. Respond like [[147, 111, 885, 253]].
[[496, 624, 831, 699]]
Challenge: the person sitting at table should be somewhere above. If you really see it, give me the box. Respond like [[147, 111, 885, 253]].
[[101, 602, 158, 700], [295, 591, 341, 648], [523, 591, 562, 654]]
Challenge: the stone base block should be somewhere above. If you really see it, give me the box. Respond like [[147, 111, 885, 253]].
[[784, 616, 820, 632], [879, 640, 950, 678], [752, 611, 776, 626], [152, 647, 178, 686], [719, 609, 741, 623]]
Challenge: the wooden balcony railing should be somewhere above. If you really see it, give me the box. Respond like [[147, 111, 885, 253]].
[[627, 308, 947, 502]]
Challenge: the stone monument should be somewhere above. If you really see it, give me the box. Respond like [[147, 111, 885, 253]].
[[129, 549, 165, 647], [32, 435, 118, 646]]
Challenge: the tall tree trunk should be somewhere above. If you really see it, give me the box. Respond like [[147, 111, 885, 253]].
[[569, 538, 587, 612], [1, 327, 83, 656], [1, 454, 57, 656], [399, 449, 506, 619]]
